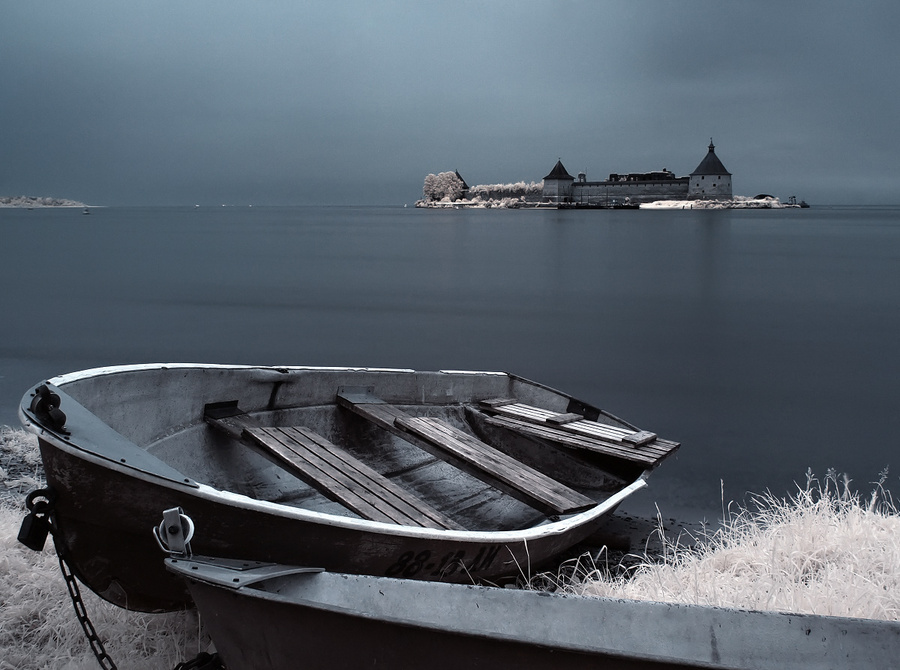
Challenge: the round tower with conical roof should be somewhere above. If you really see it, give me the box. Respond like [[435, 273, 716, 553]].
[[689, 140, 732, 199]]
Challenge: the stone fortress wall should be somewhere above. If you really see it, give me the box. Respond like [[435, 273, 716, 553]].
[[567, 175, 691, 206], [543, 140, 732, 207]]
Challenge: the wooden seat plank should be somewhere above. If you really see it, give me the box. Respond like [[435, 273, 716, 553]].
[[479, 401, 658, 446], [206, 405, 462, 530], [247, 426, 413, 525], [336, 392, 596, 516], [250, 427, 463, 530], [622, 430, 659, 446], [546, 412, 584, 426], [396, 416, 596, 515], [479, 397, 518, 408], [483, 414, 679, 467], [341, 400, 409, 432], [485, 415, 657, 464]]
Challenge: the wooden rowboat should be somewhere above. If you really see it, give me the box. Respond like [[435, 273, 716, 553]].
[[19, 363, 678, 612], [165, 547, 900, 670]]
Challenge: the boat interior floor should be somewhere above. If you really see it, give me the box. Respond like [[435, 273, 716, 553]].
[[199, 387, 678, 532], [204, 391, 605, 531]]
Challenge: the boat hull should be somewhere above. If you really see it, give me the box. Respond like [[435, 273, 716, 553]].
[[21, 364, 662, 612], [40, 438, 640, 611], [169, 558, 900, 670]]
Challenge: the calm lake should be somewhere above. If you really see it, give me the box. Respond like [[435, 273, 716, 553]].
[[2, 204, 898, 521]]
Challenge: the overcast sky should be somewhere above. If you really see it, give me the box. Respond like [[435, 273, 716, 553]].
[[2, 1, 898, 206]]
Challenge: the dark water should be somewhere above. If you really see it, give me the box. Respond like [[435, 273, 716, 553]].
[[3, 205, 899, 521]]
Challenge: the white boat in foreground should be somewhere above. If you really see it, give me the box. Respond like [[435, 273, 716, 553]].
[[20, 363, 678, 612]]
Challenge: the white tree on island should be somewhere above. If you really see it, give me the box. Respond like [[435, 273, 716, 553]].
[[417, 172, 544, 208], [422, 171, 466, 202]]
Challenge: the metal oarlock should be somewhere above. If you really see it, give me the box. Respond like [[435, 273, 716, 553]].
[[153, 506, 195, 557]]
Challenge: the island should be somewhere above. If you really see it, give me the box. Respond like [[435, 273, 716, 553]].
[[417, 141, 807, 210], [1, 196, 90, 208]]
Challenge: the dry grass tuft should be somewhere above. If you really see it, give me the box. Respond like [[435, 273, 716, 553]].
[[547, 470, 900, 621], [1, 427, 207, 668], [0, 425, 44, 503], [0, 501, 207, 669]]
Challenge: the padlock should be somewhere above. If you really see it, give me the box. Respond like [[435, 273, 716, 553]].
[[18, 511, 50, 551]]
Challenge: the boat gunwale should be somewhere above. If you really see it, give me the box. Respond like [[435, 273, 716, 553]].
[[44, 362, 509, 388]]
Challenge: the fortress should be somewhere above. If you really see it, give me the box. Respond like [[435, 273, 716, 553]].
[[418, 140, 738, 209], [542, 140, 732, 207]]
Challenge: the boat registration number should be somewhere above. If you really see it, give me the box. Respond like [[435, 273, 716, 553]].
[[385, 545, 502, 579]]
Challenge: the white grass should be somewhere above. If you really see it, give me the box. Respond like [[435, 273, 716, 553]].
[[552, 470, 900, 621], [0, 501, 208, 669], [1, 427, 207, 669], [0, 425, 44, 498]]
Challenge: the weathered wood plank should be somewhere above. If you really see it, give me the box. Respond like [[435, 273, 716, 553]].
[[479, 397, 517, 408], [483, 415, 678, 466], [204, 401, 251, 441], [250, 427, 463, 530], [481, 402, 660, 447], [546, 412, 584, 425], [395, 416, 597, 516], [338, 392, 597, 516], [336, 394, 409, 431], [206, 405, 462, 530], [247, 426, 413, 525], [622, 430, 658, 447]]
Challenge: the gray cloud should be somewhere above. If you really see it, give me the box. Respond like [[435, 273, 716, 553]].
[[2, 1, 898, 205]]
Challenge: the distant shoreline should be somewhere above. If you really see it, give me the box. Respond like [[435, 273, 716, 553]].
[[0, 196, 89, 208]]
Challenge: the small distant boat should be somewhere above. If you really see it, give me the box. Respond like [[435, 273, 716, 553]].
[[20, 364, 678, 612], [163, 535, 900, 670], [82, 207, 90, 215]]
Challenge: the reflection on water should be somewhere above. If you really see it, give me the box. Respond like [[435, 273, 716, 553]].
[[2, 205, 899, 521]]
